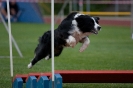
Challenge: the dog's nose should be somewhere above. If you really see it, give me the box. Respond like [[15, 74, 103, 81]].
[[98, 26, 101, 30]]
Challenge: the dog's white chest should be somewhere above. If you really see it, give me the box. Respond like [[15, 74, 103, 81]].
[[70, 30, 90, 44]]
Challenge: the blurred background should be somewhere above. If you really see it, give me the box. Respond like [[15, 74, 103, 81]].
[[0, 0, 133, 88], [0, 0, 132, 25]]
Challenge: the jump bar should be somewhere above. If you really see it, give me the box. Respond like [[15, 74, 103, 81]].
[[82, 12, 131, 16], [55, 70, 133, 83], [13, 70, 133, 83]]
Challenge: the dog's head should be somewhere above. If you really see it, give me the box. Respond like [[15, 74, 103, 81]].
[[73, 13, 101, 34]]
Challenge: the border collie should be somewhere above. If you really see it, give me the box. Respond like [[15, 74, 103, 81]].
[[28, 12, 101, 68]]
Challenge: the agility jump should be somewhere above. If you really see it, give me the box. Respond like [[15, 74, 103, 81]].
[[13, 70, 133, 88], [5, 0, 133, 88]]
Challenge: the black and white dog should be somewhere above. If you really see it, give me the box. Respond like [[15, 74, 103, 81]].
[[28, 12, 101, 68]]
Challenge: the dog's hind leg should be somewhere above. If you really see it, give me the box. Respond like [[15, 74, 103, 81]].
[[27, 54, 36, 68], [28, 44, 50, 68], [28, 53, 46, 69]]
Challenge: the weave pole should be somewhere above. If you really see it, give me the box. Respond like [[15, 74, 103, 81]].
[[131, 0, 133, 39], [51, 0, 55, 88], [6, 0, 13, 80]]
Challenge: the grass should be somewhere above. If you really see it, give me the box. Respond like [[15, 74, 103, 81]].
[[0, 23, 133, 88]]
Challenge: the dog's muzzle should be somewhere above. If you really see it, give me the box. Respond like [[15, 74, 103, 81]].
[[98, 26, 101, 31], [91, 26, 101, 34]]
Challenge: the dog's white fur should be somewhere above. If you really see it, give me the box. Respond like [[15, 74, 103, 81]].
[[28, 63, 32, 68], [66, 36, 76, 48], [79, 37, 90, 52], [66, 16, 92, 52], [74, 13, 84, 18], [91, 17, 100, 33], [45, 55, 50, 60]]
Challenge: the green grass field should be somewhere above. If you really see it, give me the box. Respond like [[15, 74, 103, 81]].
[[0, 23, 133, 88]]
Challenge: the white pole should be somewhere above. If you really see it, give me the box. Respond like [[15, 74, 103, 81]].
[[79, 0, 83, 12], [55, 0, 69, 24], [131, 0, 133, 39], [115, 0, 119, 17], [6, 0, 13, 78], [51, 0, 54, 87], [86, 0, 90, 12], [61, 10, 64, 22], [69, 0, 72, 13]]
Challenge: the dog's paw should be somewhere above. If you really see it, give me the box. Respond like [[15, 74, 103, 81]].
[[79, 37, 90, 52], [27, 63, 32, 69], [69, 40, 76, 48], [45, 55, 50, 60], [79, 44, 89, 52], [66, 36, 76, 47], [79, 47, 85, 52]]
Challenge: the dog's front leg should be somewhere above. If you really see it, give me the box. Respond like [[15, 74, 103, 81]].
[[79, 37, 90, 52], [66, 35, 76, 48]]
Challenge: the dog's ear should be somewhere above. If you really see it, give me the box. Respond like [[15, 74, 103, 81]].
[[75, 15, 85, 23], [95, 17, 100, 20]]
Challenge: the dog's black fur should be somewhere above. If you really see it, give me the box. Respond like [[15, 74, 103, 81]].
[[28, 12, 101, 68]]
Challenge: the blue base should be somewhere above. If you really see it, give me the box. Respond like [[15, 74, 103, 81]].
[[37, 76, 49, 88], [12, 74, 62, 88], [49, 74, 62, 88], [13, 78, 23, 88], [26, 76, 37, 88]]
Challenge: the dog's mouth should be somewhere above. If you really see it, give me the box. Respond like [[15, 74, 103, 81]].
[[91, 26, 101, 34], [91, 30, 98, 34]]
